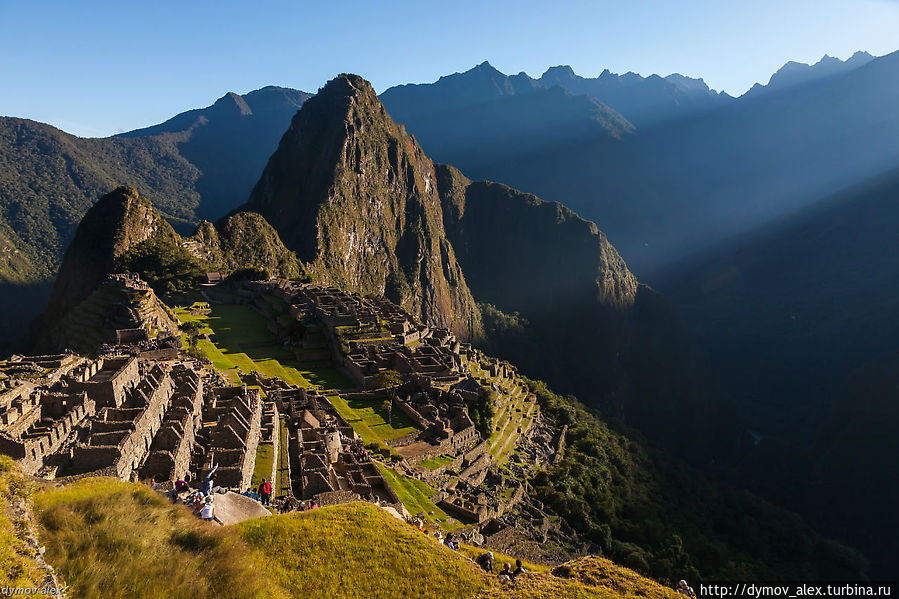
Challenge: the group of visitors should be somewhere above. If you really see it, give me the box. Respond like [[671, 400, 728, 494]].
[[348, 439, 370, 462], [476, 552, 527, 581]]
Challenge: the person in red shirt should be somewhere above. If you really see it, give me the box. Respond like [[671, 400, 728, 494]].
[[258, 478, 273, 506]]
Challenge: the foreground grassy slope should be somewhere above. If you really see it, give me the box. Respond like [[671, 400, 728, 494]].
[[33, 478, 280, 599], [24, 472, 678, 599], [239, 503, 486, 597], [0, 457, 42, 589]]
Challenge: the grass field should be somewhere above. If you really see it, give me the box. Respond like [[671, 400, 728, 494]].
[[239, 503, 486, 598], [25, 470, 677, 599], [175, 303, 354, 390], [0, 457, 42, 589], [251, 443, 274, 490], [376, 464, 468, 532], [327, 394, 419, 445], [419, 454, 455, 470], [32, 477, 280, 599]]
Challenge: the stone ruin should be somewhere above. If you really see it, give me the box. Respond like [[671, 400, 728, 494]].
[[71, 362, 174, 479], [139, 365, 203, 483], [199, 385, 262, 492]]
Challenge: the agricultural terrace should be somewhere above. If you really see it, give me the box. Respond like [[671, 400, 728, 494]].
[[466, 356, 538, 464], [376, 464, 468, 532]]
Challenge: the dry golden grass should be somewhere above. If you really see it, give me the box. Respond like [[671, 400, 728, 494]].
[[32, 477, 282, 599], [22, 471, 677, 599], [0, 456, 42, 589]]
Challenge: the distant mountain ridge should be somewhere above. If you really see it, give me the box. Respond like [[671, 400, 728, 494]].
[[0, 85, 310, 352], [381, 51, 899, 275], [382, 60, 730, 130], [536, 64, 730, 125], [743, 51, 874, 97]]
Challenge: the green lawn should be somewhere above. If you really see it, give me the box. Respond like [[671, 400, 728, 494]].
[[419, 454, 455, 470], [251, 443, 274, 489], [376, 464, 468, 532], [275, 419, 290, 498], [175, 303, 340, 389], [327, 394, 418, 445]]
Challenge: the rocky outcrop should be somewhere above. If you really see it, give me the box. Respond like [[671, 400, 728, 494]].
[[245, 74, 482, 341], [33, 186, 179, 347], [33, 186, 301, 352], [189, 212, 304, 279]]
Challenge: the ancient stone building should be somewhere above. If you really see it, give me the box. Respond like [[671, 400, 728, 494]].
[[68, 356, 141, 408], [204, 386, 262, 492], [71, 363, 174, 479], [139, 365, 203, 482]]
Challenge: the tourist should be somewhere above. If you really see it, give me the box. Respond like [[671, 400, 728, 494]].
[[477, 551, 494, 573], [259, 478, 272, 506], [498, 562, 512, 582], [199, 496, 219, 523], [201, 463, 218, 496], [511, 559, 527, 579], [677, 580, 696, 598], [175, 476, 190, 494]]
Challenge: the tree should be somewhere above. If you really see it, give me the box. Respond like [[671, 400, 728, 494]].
[[180, 320, 203, 349], [374, 369, 403, 425]]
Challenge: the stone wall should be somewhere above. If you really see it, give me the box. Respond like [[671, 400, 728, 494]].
[[139, 367, 203, 482], [69, 356, 140, 408], [206, 386, 262, 492], [72, 364, 173, 479]]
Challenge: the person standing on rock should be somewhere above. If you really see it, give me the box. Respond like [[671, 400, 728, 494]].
[[201, 463, 218, 496]]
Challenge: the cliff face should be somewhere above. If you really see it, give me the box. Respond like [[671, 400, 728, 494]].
[[246, 74, 482, 340], [436, 165, 732, 459]]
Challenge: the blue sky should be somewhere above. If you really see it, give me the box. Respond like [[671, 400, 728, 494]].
[[1, 0, 897, 137]]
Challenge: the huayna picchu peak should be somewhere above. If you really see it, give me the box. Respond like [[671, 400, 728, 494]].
[[246, 74, 483, 341]]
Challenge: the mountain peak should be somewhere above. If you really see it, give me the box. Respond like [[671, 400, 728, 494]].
[[246, 74, 482, 339], [211, 91, 253, 116], [541, 65, 577, 80], [747, 50, 875, 97]]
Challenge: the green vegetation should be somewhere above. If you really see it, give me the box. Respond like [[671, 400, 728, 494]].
[[478, 556, 679, 599], [327, 394, 418, 445], [176, 303, 314, 388], [32, 477, 280, 599], [418, 454, 455, 470], [0, 456, 42, 589], [190, 212, 305, 281], [375, 464, 465, 531], [526, 378, 868, 582], [252, 443, 274, 489], [275, 418, 290, 498], [467, 387, 496, 437], [116, 228, 205, 296]]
